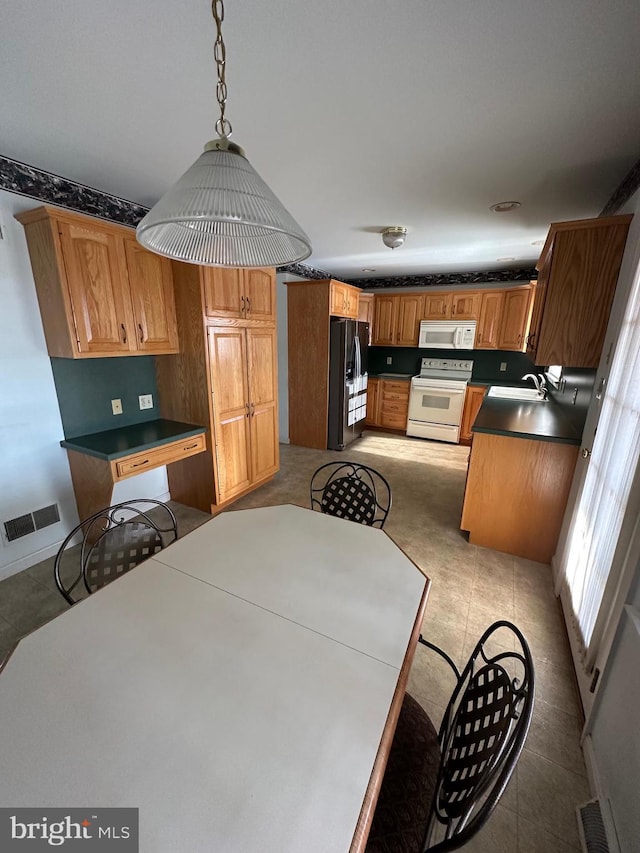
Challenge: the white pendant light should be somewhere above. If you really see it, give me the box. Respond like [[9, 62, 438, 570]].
[[136, 0, 311, 268]]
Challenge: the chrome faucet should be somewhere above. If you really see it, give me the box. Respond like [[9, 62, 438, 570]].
[[522, 373, 547, 398]]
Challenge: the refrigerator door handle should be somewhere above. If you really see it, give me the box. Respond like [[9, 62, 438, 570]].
[[354, 334, 362, 381]]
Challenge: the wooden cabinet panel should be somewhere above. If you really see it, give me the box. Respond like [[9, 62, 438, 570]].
[[204, 268, 275, 322], [498, 287, 533, 351], [476, 291, 504, 349], [58, 220, 133, 354], [423, 292, 452, 320], [124, 238, 179, 353], [17, 207, 180, 358], [372, 296, 396, 345], [451, 291, 480, 320], [365, 378, 380, 425], [373, 294, 422, 346], [330, 281, 359, 318], [203, 268, 244, 318], [526, 279, 547, 359], [460, 432, 578, 562], [396, 294, 424, 346], [358, 293, 374, 344], [534, 218, 631, 368], [208, 327, 252, 502], [247, 327, 279, 483], [244, 268, 276, 322], [460, 385, 486, 444]]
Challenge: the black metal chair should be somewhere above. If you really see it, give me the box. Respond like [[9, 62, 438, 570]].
[[309, 461, 392, 529], [53, 499, 178, 605], [366, 621, 535, 852]]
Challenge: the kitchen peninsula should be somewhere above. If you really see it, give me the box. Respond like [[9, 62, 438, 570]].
[[460, 394, 581, 562]]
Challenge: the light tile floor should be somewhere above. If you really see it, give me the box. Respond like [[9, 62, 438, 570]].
[[0, 433, 588, 851]]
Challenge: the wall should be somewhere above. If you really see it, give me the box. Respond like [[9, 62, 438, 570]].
[[368, 345, 536, 383], [0, 190, 167, 581], [276, 271, 307, 443]]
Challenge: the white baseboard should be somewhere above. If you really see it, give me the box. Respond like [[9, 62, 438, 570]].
[[581, 734, 621, 853], [0, 541, 63, 582]]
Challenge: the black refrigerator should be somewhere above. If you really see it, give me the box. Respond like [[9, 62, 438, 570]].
[[327, 318, 369, 450]]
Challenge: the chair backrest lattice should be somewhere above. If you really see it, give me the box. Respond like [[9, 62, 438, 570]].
[[54, 500, 178, 605], [424, 621, 534, 850], [310, 462, 392, 529]]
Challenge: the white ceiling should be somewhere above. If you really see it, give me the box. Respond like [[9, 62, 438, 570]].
[[2, 0, 639, 280]]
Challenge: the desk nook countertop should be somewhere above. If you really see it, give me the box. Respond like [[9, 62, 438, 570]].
[[60, 418, 206, 461]]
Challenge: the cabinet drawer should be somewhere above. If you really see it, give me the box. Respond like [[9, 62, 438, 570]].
[[380, 400, 408, 414], [115, 433, 206, 479], [380, 412, 408, 429], [381, 381, 410, 393], [381, 392, 410, 405]]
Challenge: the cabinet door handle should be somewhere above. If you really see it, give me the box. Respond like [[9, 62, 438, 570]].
[[246, 296, 251, 314], [131, 459, 149, 468], [138, 323, 144, 343], [120, 323, 127, 344], [183, 442, 199, 450], [250, 402, 255, 416], [528, 333, 536, 349], [245, 402, 250, 418]]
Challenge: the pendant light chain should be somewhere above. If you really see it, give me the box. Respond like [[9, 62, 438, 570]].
[[212, 0, 232, 138]]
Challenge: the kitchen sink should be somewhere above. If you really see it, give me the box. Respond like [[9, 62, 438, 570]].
[[487, 385, 546, 401]]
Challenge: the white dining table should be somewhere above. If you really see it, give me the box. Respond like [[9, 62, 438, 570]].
[[0, 505, 430, 852]]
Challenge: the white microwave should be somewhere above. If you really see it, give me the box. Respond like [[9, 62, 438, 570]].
[[418, 320, 477, 349]]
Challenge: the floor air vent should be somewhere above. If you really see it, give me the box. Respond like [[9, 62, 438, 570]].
[[3, 503, 60, 542], [577, 800, 610, 853]]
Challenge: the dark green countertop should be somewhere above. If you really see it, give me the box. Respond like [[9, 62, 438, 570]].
[[369, 373, 413, 380], [473, 397, 581, 445], [61, 419, 207, 461]]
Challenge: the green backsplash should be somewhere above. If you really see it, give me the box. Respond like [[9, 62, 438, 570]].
[[50, 356, 159, 439], [367, 347, 536, 382]]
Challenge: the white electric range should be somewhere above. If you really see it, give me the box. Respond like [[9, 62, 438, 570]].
[[406, 357, 474, 444]]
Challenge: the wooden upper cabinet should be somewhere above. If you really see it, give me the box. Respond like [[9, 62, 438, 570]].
[[476, 291, 504, 349], [16, 206, 180, 358], [244, 268, 276, 321], [57, 219, 133, 355], [204, 268, 244, 318], [204, 267, 276, 322], [329, 280, 359, 319], [123, 238, 178, 353], [396, 293, 424, 346], [372, 295, 396, 345], [533, 215, 632, 368], [451, 291, 481, 320], [423, 292, 452, 319], [497, 287, 533, 351], [372, 293, 423, 346]]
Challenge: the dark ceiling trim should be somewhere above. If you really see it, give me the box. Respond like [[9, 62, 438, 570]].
[[600, 156, 640, 217], [0, 155, 148, 227], [0, 155, 537, 285], [344, 268, 537, 289]]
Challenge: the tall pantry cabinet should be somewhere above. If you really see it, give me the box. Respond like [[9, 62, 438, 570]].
[[156, 265, 279, 513]]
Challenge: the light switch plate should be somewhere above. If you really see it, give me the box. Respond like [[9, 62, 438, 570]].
[[138, 394, 153, 410], [500, 362, 507, 371], [386, 356, 393, 365], [111, 399, 123, 415]]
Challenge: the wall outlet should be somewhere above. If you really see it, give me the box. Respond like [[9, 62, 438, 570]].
[[111, 399, 123, 415], [500, 362, 507, 372], [386, 356, 393, 365], [138, 394, 153, 410]]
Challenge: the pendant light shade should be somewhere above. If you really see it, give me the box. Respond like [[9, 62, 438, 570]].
[[136, 140, 312, 267]]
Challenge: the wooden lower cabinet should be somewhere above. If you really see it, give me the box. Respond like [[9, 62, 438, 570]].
[[156, 261, 279, 514], [366, 378, 410, 431], [460, 432, 578, 562], [460, 385, 486, 444]]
